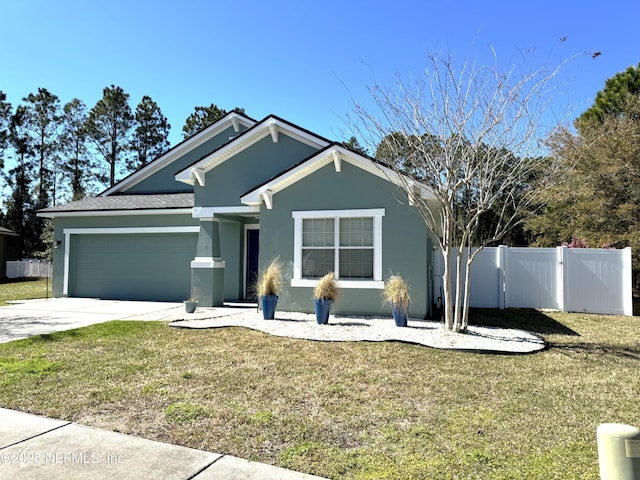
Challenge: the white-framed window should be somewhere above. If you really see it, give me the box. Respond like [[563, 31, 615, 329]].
[[292, 209, 384, 289]]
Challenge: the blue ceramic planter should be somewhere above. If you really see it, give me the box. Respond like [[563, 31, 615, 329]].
[[391, 302, 408, 327], [261, 295, 278, 320], [184, 300, 198, 314], [314, 298, 333, 324]]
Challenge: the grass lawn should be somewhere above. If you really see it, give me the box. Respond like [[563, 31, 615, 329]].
[[0, 277, 52, 306], [0, 281, 638, 479]]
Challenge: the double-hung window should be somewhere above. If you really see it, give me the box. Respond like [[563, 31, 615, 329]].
[[292, 209, 384, 288]]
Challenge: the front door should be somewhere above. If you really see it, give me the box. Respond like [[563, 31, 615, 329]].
[[245, 228, 259, 300]]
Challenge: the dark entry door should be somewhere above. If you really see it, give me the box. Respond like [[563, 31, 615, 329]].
[[245, 229, 259, 300]]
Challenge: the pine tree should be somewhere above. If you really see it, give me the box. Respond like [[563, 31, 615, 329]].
[[5, 106, 36, 256], [23, 88, 62, 208], [0, 90, 11, 169], [579, 63, 640, 123], [60, 98, 93, 200], [85, 85, 133, 187], [130, 95, 170, 170], [182, 104, 244, 139]]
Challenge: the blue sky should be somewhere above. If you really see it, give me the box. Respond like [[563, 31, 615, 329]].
[[1, 0, 638, 149]]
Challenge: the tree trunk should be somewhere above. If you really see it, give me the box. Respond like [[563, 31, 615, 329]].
[[442, 246, 454, 330], [461, 249, 473, 332], [453, 246, 464, 332]]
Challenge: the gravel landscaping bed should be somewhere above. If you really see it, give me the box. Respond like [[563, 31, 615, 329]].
[[170, 310, 546, 354]]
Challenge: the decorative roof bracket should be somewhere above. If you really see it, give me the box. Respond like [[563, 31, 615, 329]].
[[261, 189, 273, 209], [331, 150, 341, 172], [268, 122, 279, 143], [191, 167, 206, 187]]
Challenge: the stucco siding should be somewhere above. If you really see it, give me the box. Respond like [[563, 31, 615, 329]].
[[258, 161, 433, 317], [125, 125, 247, 194], [219, 220, 243, 300], [195, 133, 319, 207]]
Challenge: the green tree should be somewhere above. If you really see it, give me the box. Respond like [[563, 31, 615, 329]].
[[182, 103, 245, 139], [5, 106, 36, 256], [377, 132, 534, 247], [60, 98, 93, 200], [23, 88, 62, 208], [86, 85, 133, 187], [527, 94, 640, 267], [579, 63, 640, 123], [130, 95, 170, 170], [0, 90, 11, 168], [341, 136, 368, 155]]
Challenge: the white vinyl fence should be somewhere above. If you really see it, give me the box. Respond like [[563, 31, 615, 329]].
[[6, 260, 52, 279], [434, 246, 633, 316]]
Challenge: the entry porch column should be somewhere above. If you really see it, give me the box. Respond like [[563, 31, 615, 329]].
[[191, 217, 225, 307]]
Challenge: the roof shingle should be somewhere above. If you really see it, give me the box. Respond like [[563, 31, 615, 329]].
[[38, 193, 194, 215]]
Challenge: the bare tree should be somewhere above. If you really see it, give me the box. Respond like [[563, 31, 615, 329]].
[[351, 50, 581, 332]]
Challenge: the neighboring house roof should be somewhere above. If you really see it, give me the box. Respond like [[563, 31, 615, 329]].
[[0, 227, 19, 237], [240, 143, 437, 209], [101, 111, 257, 196], [175, 115, 332, 186], [37, 193, 194, 218]]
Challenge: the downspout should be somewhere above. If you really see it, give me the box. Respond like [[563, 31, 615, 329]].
[[426, 237, 433, 319]]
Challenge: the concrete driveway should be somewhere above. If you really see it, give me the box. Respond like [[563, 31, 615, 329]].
[[0, 298, 186, 343]]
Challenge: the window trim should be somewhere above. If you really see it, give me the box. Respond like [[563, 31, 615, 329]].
[[292, 209, 384, 289]]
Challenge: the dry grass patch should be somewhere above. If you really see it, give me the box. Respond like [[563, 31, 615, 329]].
[[0, 307, 638, 478]]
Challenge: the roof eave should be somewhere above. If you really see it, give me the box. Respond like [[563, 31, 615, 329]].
[[240, 145, 437, 208], [175, 115, 331, 181], [37, 207, 194, 219]]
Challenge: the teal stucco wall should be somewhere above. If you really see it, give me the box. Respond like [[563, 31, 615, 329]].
[[125, 125, 248, 194], [219, 220, 243, 300], [195, 133, 319, 207], [258, 161, 434, 318]]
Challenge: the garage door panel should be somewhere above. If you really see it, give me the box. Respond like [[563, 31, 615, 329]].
[[71, 233, 197, 301]]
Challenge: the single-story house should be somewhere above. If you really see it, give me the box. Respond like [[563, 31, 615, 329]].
[[39, 112, 438, 317], [0, 227, 20, 278]]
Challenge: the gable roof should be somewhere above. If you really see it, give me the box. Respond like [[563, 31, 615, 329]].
[[102, 111, 257, 196], [240, 144, 437, 209], [37, 193, 193, 218], [175, 115, 331, 186]]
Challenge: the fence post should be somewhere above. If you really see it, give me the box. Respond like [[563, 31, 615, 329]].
[[557, 246, 568, 312], [498, 245, 507, 309], [623, 247, 633, 316]]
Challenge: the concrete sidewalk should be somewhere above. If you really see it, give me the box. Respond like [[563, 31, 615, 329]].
[[0, 408, 326, 479]]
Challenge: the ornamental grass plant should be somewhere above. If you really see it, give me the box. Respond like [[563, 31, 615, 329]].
[[256, 259, 283, 297], [313, 272, 339, 301], [383, 274, 411, 313]]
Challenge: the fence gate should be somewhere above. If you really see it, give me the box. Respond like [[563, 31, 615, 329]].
[[504, 248, 560, 310]]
